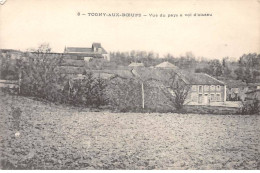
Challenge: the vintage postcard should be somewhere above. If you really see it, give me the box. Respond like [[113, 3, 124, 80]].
[[0, 0, 260, 170]]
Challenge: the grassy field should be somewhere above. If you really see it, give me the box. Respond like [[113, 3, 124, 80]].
[[0, 92, 259, 170]]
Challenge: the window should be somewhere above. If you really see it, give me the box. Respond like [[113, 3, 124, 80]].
[[204, 85, 209, 91], [199, 86, 203, 93], [210, 94, 215, 101], [216, 85, 221, 91], [198, 94, 203, 103], [216, 94, 221, 101], [210, 85, 215, 91]]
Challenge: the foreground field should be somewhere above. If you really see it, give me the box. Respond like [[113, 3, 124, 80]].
[[0, 93, 259, 169]]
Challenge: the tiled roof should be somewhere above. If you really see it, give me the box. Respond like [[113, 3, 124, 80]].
[[176, 70, 225, 85], [221, 79, 247, 88], [65, 47, 92, 53], [132, 68, 175, 82], [65, 43, 108, 54], [245, 89, 260, 94], [72, 67, 225, 86], [155, 61, 178, 69], [128, 62, 144, 67]]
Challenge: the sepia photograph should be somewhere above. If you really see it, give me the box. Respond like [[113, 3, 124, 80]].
[[0, 0, 260, 170]]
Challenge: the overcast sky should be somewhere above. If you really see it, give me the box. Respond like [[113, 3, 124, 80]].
[[0, 0, 260, 60]]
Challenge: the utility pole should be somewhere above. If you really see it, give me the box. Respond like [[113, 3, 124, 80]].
[[18, 72, 22, 94], [141, 82, 144, 109]]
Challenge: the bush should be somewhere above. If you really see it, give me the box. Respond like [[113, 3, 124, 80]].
[[0, 45, 108, 108], [19, 45, 66, 102], [0, 52, 19, 80], [63, 72, 108, 107], [239, 99, 260, 115], [106, 77, 142, 111]]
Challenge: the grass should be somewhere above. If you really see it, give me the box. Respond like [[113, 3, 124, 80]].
[[0, 92, 259, 169]]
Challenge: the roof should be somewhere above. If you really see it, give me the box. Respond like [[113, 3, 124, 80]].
[[221, 79, 247, 88], [64, 66, 225, 86], [73, 73, 116, 80], [155, 61, 178, 69], [245, 89, 260, 94], [65, 47, 92, 53], [65, 43, 108, 54], [0, 49, 23, 54], [132, 68, 175, 82], [176, 70, 225, 85], [128, 62, 144, 67], [248, 83, 260, 87]]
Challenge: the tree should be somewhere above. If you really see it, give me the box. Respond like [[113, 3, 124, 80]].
[[0, 52, 19, 80], [164, 73, 191, 111], [19, 44, 66, 102], [238, 53, 260, 70], [64, 72, 108, 107], [234, 66, 244, 80], [252, 70, 260, 81], [244, 67, 253, 84], [209, 59, 223, 77]]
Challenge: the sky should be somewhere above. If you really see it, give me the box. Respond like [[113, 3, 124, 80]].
[[0, 0, 260, 60]]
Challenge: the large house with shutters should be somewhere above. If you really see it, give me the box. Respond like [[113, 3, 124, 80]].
[[175, 71, 226, 105], [64, 43, 110, 61]]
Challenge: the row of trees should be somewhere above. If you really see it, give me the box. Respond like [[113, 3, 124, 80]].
[[110, 51, 260, 83], [0, 45, 108, 107], [234, 53, 260, 83], [0, 44, 191, 111], [1, 45, 259, 113], [109, 51, 197, 69], [194, 54, 260, 83], [195, 58, 232, 78]]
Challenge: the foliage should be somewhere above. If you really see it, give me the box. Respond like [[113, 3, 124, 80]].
[[195, 59, 231, 78], [238, 53, 260, 70], [63, 72, 108, 107], [234, 66, 260, 84], [239, 99, 260, 115], [19, 44, 66, 102], [209, 59, 223, 77], [234, 53, 260, 83], [0, 53, 19, 80], [109, 50, 196, 69], [106, 77, 142, 112], [165, 74, 191, 111], [10, 44, 109, 107], [195, 67, 212, 74], [86, 58, 111, 70]]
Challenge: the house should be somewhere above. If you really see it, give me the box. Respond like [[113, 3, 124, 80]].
[[175, 71, 226, 105], [245, 89, 260, 105], [0, 49, 23, 60], [130, 67, 227, 105], [64, 43, 110, 61], [155, 61, 178, 69], [248, 83, 260, 91], [223, 79, 249, 101], [128, 62, 144, 67]]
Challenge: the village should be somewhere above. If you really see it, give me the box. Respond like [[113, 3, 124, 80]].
[[1, 0, 260, 170], [0, 43, 260, 170], [0, 43, 260, 114]]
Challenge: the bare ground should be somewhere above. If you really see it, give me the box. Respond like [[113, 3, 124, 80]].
[[0, 93, 259, 169]]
